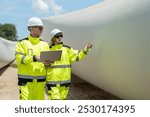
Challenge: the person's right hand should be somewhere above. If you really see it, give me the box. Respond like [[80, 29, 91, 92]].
[[35, 55, 40, 61]]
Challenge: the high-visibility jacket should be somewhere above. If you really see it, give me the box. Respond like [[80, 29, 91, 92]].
[[15, 35, 49, 80], [46, 43, 89, 86]]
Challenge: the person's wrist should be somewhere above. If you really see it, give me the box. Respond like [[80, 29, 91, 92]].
[[33, 55, 37, 62], [45, 63, 51, 67], [84, 47, 90, 52]]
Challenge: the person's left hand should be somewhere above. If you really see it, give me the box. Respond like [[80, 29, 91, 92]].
[[43, 60, 54, 67], [86, 43, 93, 49]]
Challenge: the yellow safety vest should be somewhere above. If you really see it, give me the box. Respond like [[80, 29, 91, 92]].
[[15, 35, 49, 80], [46, 43, 89, 86]]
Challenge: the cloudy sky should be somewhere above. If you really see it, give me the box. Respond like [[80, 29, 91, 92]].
[[0, 0, 102, 39]]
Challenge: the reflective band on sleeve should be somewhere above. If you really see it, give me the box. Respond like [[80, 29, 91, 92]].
[[21, 55, 26, 64], [49, 65, 71, 69], [18, 74, 46, 79], [46, 80, 71, 85], [76, 50, 80, 61], [15, 52, 25, 56]]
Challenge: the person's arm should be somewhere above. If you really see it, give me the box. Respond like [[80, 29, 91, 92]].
[[15, 42, 34, 65], [69, 43, 93, 63]]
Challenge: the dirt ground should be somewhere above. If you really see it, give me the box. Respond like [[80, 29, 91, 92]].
[[0, 66, 19, 99], [0, 66, 120, 100]]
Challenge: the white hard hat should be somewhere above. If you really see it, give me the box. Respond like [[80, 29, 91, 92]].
[[28, 17, 43, 27], [50, 29, 62, 39]]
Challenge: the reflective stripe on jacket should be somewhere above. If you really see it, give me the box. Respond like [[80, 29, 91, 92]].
[[46, 43, 89, 85], [15, 35, 49, 79]]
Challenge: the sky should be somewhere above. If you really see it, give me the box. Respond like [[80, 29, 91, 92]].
[[0, 0, 102, 39]]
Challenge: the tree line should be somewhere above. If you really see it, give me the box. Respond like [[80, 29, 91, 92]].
[[0, 23, 18, 41]]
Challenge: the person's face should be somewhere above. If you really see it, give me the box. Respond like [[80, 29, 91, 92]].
[[54, 34, 63, 44], [30, 26, 43, 37]]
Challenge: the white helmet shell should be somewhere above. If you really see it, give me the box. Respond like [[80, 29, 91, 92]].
[[50, 29, 62, 39], [28, 17, 43, 27]]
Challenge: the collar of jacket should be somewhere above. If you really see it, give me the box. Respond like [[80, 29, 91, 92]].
[[50, 42, 63, 49], [28, 35, 40, 45], [52, 43, 63, 49]]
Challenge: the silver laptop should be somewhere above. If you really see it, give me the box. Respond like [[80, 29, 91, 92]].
[[40, 50, 62, 62]]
